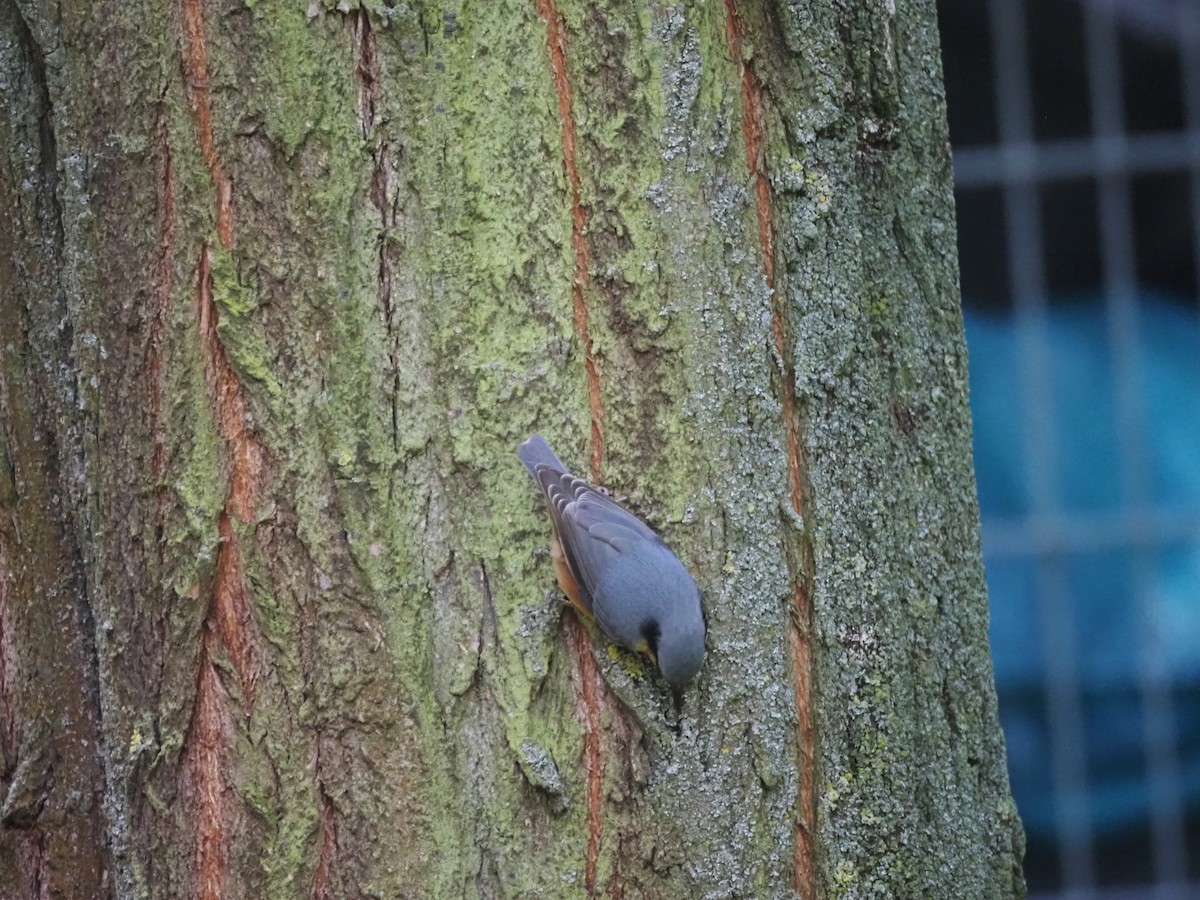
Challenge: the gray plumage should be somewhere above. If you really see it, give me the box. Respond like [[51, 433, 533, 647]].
[[518, 434, 706, 686]]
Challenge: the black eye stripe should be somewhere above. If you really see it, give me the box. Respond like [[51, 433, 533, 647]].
[[640, 619, 661, 656]]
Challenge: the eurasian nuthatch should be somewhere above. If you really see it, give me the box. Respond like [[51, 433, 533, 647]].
[[518, 434, 706, 686]]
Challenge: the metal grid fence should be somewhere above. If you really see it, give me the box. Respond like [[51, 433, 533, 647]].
[[942, 0, 1200, 896]]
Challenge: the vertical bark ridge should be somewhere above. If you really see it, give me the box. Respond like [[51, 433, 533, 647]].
[[311, 740, 339, 900], [0, 540, 13, 774], [722, 3, 816, 895], [353, 10, 379, 140], [359, 11, 399, 455], [358, 10, 388, 327], [211, 514, 257, 706], [150, 119, 175, 547], [196, 245, 265, 525], [0, 13, 112, 891], [182, 244, 268, 897], [566, 612, 604, 896], [180, 0, 233, 249], [535, 1, 605, 891], [32, 830, 48, 899], [185, 654, 232, 900], [0, 536, 22, 891]]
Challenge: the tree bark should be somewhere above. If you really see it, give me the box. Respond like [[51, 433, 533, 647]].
[[0, 0, 1025, 897]]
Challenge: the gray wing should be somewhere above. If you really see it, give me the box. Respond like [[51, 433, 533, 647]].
[[535, 469, 664, 618], [518, 435, 664, 625]]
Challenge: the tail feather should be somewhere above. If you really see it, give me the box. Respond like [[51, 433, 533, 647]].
[[517, 434, 568, 478]]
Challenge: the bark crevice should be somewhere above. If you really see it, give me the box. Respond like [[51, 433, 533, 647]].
[[722, 2, 817, 895], [180, 0, 233, 248], [535, 3, 610, 892]]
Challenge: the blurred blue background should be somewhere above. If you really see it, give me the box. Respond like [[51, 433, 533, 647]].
[[938, 0, 1200, 895]]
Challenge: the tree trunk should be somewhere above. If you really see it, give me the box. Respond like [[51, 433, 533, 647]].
[[0, 0, 1025, 896]]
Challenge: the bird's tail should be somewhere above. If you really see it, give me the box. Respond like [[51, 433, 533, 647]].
[[517, 434, 568, 478]]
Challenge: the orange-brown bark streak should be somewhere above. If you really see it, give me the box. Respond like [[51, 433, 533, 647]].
[[722, 2, 815, 895], [536, 0, 604, 481], [181, 0, 233, 249], [566, 613, 604, 895], [213, 513, 256, 704], [196, 247, 264, 523], [190, 659, 231, 900], [535, 1, 605, 892], [185, 245, 265, 899], [311, 764, 338, 900]]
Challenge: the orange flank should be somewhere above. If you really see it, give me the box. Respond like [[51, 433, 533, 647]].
[[549, 533, 590, 621]]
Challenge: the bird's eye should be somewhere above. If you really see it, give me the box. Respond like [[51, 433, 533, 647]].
[[639, 619, 661, 657]]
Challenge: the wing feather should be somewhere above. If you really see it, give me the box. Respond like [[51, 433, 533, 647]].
[[532, 466, 663, 616]]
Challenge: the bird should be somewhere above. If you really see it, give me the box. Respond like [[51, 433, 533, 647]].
[[517, 434, 706, 686]]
